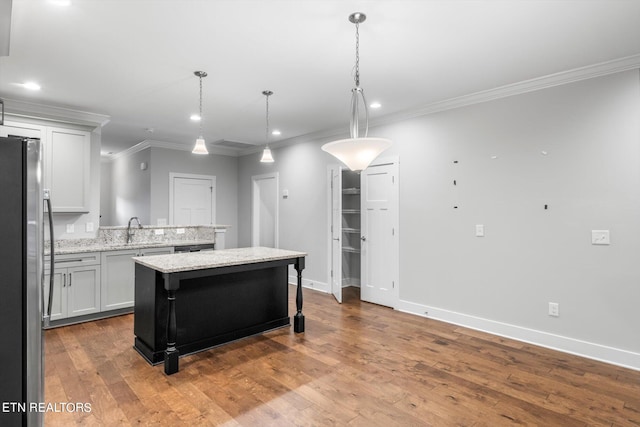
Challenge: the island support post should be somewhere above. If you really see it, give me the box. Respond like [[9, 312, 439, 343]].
[[294, 256, 305, 333], [163, 274, 180, 375]]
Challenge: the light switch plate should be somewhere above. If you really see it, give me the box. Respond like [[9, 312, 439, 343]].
[[592, 230, 610, 245], [176, 228, 185, 234], [475, 224, 484, 237], [154, 229, 164, 235]]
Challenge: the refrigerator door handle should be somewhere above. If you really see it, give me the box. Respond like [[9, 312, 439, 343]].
[[44, 195, 54, 328]]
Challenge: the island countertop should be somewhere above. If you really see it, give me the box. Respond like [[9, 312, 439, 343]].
[[132, 246, 307, 274]]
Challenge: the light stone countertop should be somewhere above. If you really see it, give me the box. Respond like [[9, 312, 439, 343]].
[[46, 239, 216, 255], [45, 224, 228, 255], [133, 246, 307, 274]]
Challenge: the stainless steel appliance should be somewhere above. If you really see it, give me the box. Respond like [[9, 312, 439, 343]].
[[0, 136, 54, 427]]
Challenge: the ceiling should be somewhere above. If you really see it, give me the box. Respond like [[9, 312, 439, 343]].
[[2, 0, 640, 156]]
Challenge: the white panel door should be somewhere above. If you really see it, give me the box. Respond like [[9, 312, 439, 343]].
[[252, 173, 279, 248], [171, 175, 215, 225], [330, 167, 342, 303], [361, 163, 398, 308]]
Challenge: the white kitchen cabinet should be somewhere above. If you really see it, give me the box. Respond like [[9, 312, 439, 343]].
[[45, 126, 91, 213], [100, 247, 174, 311], [44, 252, 101, 321]]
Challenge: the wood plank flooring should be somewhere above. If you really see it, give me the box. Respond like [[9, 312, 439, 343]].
[[44, 286, 640, 426]]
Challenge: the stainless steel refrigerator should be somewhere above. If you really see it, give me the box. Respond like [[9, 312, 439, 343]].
[[0, 136, 54, 427]]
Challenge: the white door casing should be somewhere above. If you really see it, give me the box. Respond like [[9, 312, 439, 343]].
[[251, 173, 279, 248], [329, 166, 343, 303], [169, 173, 216, 225], [360, 159, 399, 308]]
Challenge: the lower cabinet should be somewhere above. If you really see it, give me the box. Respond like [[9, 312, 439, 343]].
[[44, 253, 101, 321], [101, 247, 174, 311]]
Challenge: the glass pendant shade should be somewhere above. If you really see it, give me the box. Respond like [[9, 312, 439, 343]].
[[260, 147, 274, 163], [321, 137, 391, 172], [192, 137, 208, 155]]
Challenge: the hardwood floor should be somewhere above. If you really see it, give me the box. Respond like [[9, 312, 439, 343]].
[[44, 286, 640, 426]]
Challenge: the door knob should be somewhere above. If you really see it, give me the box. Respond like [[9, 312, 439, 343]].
[[361, 236, 366, 241], [333, 238, 340, 241]]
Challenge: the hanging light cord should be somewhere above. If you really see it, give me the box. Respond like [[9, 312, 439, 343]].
[[350, 18, 368, 139], [265, 93, 270, 145], [354, 21, 360, 87]]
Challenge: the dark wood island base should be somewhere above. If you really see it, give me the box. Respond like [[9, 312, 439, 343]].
[[132, 247, 306, 375]]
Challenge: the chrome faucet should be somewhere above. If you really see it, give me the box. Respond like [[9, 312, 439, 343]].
[[127, 216, 143, 243]]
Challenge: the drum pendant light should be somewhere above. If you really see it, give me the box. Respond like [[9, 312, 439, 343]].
[[192, 71, 209, 155], [260, 90, 275, 163], [321, 12, 392, 172]]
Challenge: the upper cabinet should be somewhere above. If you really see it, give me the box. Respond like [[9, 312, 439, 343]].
[[45, 127, 92, 213], [1, 120, 93, 213]]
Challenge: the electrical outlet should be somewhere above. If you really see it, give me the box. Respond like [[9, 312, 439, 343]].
[[176, 228, 185, 234], [86, 222, 94, 232], [66, 224, 74, 234], [154, 229, 164, 235], [548, 302, 559, 317]]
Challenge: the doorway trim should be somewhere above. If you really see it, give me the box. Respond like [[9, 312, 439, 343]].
[[251, 172, 279, 248], [168, 172, 216, 225]]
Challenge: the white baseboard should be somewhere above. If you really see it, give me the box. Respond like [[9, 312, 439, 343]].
[[397, 299, 640, 372], [289, 276, 330, 294], [342, 278, 360, 288]]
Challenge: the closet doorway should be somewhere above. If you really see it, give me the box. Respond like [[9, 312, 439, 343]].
[[327, 157, 399, 308]]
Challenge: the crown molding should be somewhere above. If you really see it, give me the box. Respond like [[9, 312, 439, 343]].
[[1, 97, 111, 127], [104, 139, 240, 161], [238, 54, 640, 157], [372, 54, 640, 128]]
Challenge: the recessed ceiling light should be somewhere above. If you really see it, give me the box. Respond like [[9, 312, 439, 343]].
[[370, 102, 382, 109], [190, 114, 201, 121], [49, 0, 72, 6], [271, 130, 281, 136], [22, 82, 41, 91]]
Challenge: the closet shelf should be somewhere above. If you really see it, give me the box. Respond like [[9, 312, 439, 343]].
[[342, 209, 360, 214], [342, 228, 360, 234], [342, 246, 361, 254], [342, 188, 361, 195]]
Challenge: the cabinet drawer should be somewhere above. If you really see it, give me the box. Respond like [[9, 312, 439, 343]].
[[47, 252, 100, 269]]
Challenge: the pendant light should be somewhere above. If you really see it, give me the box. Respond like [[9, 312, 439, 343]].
[[192, 71, 209, 155], [321, 12, 392, 172], [260, 90, 275, 163]]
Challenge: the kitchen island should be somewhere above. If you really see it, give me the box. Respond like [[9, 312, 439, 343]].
[[132, 247, 307, 374]]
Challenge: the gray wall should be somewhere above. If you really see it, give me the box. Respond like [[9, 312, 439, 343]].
[[149, 147, 238, 248], [104, 146, 239, 248], [99, 158, 113, 226], [238, 139, 335, 284], [109, 148, 151, 225], [237, 69, 640, 368]]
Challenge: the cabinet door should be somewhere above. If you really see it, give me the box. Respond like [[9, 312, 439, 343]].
[[46, 127, 91, 213], [100, 250, 138, 311], [44, 269, 67, 321], [67, 265, 101, 317]]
